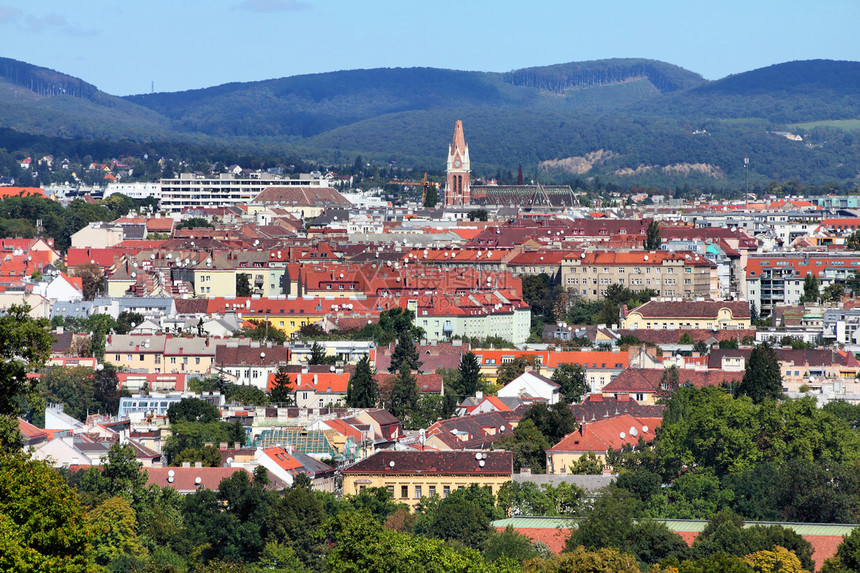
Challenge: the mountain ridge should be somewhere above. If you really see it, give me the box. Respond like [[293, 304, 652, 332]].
[[0, 57, 859, 185]]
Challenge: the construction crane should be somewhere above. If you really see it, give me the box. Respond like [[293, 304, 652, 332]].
[[386, 173, 440, 205]]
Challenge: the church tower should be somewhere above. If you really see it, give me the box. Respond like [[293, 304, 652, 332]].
[[445, 120, 470, 207]]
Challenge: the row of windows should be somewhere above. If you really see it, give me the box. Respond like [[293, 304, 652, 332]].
[[115, 354, 203, 365]]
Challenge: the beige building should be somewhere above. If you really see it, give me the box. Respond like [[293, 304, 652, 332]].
[[621, 300, 752, 330], [71, 223, 124, 249], [561, 250, 718, 302], [341, 451, 513, 510]]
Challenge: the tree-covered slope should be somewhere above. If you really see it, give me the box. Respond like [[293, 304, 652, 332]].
[[0, 58, 174, 140], [125, 60, 686, 139]]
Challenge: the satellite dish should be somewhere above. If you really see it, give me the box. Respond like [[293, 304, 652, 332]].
[[642, 425, 649, 433], [475, 452, 482, 460], [168, 470, 175, 477], [630, 426, 638, 437], [389, 461, 395, 468], [619, 432, 626, 439]]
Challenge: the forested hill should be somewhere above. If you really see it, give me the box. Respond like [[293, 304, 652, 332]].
[[0, 57, 173, 140], [503, 58, 705, 93], [124, 59, 690, 139], [2, 57, 860, 186]]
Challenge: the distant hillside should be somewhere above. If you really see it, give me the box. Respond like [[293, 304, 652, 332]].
[[125, 59, 685, 139], [0, 57, 859, 186], [0, 58, 175, 140], [503, 58, 705, 93], [640, 59, 860, 123]]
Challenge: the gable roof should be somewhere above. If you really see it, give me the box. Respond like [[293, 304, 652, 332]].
[[342, 450, 513, 476], [602, 368, 743, 394], [549, 414, 658, 454], [628, 300, 751, 320]]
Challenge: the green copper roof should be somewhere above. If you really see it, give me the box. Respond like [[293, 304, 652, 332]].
[[491, 517, 858, 537]]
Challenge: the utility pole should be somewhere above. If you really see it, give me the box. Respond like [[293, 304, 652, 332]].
[[744, 157, 750, 199]]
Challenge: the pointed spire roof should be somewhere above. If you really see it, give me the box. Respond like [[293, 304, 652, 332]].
[[842, 351, 860, 367], [517, 165, 524, 186], [451, 120, 466, 153]]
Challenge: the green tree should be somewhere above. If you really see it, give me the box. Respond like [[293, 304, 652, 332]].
[[0, 454, 94, 571], [102, 442, 147, 501], [0, 304, 53, 417], [269, 366, 295, 405], [167, 397, 220, 424], [823, 282, 845, 302], [525, 547, 641, 573], [570, 451, 604, 475], [738, 342, 782, 403], [456, 351, 482, 398], [346, 355, 377, 408], [236, 318, 288, 344], [423, 185, 438, 208], [521, 402, 577, 444], [847, 230, 860, 251], [551, 363, 588, 403], [679, 332, 695, 344], [824, 527, 860, 572], [176, 217, 213, 230], [389, 328, 422, 373], [496, 355, 541, 387], [644, 219, 662, 250], [228, 383, 269, 406], [494, 418, 551, 473], [236, 273, 252, 297], [799, 272, 820, 303], [87, 496, 146, 566], [115, 310, 144, 335], [388, 362, 419, 422], [485, 525, 539, 563], [309, 341, 334, 365]]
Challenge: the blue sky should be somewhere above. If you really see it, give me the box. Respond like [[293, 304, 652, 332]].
[[1, 0, 858, 96]]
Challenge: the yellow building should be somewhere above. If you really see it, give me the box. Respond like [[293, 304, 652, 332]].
[[341, 451, 513, 510], [620, 300, 751, 330]]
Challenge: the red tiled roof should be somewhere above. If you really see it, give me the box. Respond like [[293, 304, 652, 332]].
[[549, 414, 658, 454], [0, 187, 47, 199], [602, 368, 743, 394], [628, 300, 751, 320]]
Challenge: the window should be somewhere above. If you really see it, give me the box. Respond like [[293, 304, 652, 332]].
[[414, 485, 422, 498], [170, 357, 176, 364], [115, 354, 120, 361], [155, 355, 161, 364], [387, 485, 394, 496], [443, 486, 450, 498], [195, 357, 201, 365], [139, 354, 145, 361], [401, 485, 408, 499], [428, 485, 436, 497], [318, 399, 324, 408]]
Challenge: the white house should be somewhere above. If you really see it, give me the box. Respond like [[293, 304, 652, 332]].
[[497, 371, 561, 404], [40, 273, 84, 302]]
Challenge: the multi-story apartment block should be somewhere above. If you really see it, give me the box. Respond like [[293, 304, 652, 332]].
[[159, 172, 331, 213], [560, 251, 718, 302], [746, 252, 860, 316]]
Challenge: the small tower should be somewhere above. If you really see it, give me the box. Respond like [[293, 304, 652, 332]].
[[445, 120, 470, 207]]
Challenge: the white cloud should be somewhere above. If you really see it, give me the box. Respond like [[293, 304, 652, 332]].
[[0, 6, 22, 24], [0, 6, 96, 36], [235, 0, 311, 12]]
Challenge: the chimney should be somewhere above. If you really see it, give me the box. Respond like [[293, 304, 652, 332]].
[[520, 466, 532, 475], [182, 462, 191, 468], [195, 461, 203, 468], [476, 391, 483, 401], [313, 374, 318, 385], [219, 442, 228, 449]]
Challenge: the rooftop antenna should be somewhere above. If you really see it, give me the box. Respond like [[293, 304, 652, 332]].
[[744, 157, 749, 205], [151, 80, 154, 94]]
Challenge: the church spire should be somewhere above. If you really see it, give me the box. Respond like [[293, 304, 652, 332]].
[[445, 120, 470, 208]]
